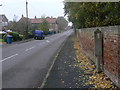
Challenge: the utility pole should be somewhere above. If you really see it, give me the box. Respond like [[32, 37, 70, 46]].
[[25, 0, 28, 39], [0, 4, 2, 31]]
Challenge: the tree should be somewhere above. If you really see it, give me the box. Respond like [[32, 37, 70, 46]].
[[39, 18, 49, 35], [7, 15, 18, 31], [57, 17, 68, 30], [64, 2, 120, 28], [7, 17, 32, 35]]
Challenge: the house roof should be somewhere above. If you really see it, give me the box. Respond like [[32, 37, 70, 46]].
[[30, 17, 57, 24], [30, 19, 42, 24], [19, 17, 30, 22], [19, 15, 57, 24]]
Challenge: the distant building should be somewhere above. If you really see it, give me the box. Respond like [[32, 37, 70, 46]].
[[0, 14, 8, 31], [30, 17, 58, 32], [19, 15, 58, 32]]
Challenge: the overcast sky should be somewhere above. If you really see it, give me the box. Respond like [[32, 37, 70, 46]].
[[0, 0, 65, 21]]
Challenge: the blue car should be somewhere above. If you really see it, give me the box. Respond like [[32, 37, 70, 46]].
[[34, 30, 45, 40]]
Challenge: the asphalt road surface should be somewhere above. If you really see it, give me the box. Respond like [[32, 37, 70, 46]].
[[2, 30, 73, 88]]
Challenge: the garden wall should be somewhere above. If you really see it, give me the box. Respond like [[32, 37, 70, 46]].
[[77, 26, 120, 87]]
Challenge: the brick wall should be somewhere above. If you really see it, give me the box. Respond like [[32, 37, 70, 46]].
[[77, 26, 120, 87]]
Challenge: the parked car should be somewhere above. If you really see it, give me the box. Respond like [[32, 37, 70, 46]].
[[34, 30, 45, 40]]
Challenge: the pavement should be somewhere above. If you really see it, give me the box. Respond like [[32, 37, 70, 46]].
[[43, 34, 94, 88], [42, 33, 118, 89], [2, 30, 73, 88]]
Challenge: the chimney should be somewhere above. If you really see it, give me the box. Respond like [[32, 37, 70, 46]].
[[22, 14, 24, 18]]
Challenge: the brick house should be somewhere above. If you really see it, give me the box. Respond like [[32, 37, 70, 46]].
[[0, 14, 8, 31], [30, 17, 58, 32], [20, 15, 58, 32]]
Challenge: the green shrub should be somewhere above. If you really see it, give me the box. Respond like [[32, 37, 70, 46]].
[[19, 34, 24, 40], [3, 32, 25, 42], [10, 32, 20, 41], [3, 35, 7, 42], [0, 39, 4, 42], [28, 32, 33, 38]]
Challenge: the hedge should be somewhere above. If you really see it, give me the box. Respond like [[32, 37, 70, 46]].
[[3, 32, 24, 42]]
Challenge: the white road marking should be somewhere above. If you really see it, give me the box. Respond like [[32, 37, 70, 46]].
[[25, 47, 35, 51], [0, 54, 18, 62], [46, 40, 50, 43]]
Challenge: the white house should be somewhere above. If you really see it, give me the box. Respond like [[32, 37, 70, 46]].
[[0, 14, 8, 31]]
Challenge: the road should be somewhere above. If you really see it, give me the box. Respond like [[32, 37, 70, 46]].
[[2, 30, 73, 88]]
